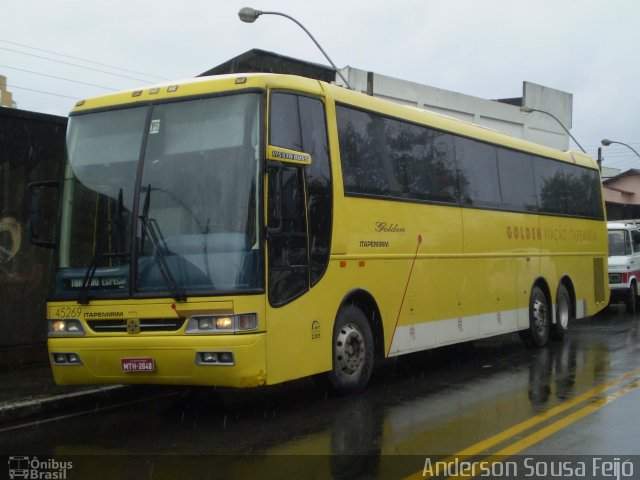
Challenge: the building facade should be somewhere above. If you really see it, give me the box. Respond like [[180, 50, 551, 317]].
[[0, 75, 17, 108], [603, 170, 640, 220]]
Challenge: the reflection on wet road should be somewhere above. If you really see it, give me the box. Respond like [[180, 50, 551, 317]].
[[2, 311, 639, 479]]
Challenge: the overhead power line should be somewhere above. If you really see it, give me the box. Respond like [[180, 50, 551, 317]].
[[0, 46, 157, 84], [585, 144, 640, 152], [601, 156, 640, 168], [0, 39, 170, 81], [8, 83, 79, 100], [0, 64, 118, 91]]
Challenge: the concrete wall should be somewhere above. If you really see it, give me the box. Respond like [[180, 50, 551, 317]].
[[337, 67, 573, 152], [0, 108, 66, 366], [521, 82, 572, 150]]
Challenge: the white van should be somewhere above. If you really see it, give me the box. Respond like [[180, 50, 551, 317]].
[[607, 221, 640, 312]]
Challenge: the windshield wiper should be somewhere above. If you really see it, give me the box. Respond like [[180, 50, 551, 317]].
[[139, 185, 186, 302], [77, 188, 127, 305]]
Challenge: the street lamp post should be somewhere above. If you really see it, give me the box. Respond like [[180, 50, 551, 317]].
[[520, 106, 586, 154], [601, 139, 640, 159], [238, 7, 352, 90]]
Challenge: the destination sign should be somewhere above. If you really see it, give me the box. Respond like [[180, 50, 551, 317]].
[[68, 276, 127, 289]]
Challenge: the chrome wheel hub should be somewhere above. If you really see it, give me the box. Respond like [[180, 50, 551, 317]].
[[532, 298, 548, 333], [335, 323, 365, 375]]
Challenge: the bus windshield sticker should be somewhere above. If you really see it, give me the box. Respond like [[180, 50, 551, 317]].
[[149, 119, 161, 134]]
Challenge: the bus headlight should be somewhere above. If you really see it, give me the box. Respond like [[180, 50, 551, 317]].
[[186, 313, 258, 334], [197, 317, 214, 330], [215, 317, 233, 330], [48, 319, 86, 336]]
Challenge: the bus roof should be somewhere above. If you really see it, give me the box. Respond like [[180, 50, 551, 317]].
[[70, 73, 321, 113], [71, 72, 598, 170]]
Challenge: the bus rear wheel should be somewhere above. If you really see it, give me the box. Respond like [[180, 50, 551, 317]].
[[327, 305, 374, 395], [520, 286, 550, 347]]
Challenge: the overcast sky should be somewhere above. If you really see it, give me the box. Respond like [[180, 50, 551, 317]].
[[2, 0, 638, 169]]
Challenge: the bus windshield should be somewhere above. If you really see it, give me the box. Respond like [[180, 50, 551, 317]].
[[56, 92, 263, 301]]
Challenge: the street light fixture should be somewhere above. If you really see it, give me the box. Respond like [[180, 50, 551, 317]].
[[600, 138, 640, 159], [238, 7, 353, 90], [520, 106, 586, 153]]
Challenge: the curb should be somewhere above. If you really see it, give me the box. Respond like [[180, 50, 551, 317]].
[[0, 385, 127, 426]]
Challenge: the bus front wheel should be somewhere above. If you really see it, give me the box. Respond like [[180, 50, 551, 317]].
[[520, 286, 550, 347], [327, 305, 374, 395]]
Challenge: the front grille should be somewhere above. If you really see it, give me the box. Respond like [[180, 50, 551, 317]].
[[87, 318, 185, 333]]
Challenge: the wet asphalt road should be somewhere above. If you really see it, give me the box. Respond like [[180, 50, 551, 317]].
[[2, 307, 639, 479]]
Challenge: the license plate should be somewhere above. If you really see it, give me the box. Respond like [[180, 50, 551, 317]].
[[121, 358, 155, 373]]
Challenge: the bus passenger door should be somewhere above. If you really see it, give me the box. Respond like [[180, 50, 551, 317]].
[[265, 161, 331, 383], [266, 162, 309, 305], [264, 89, 334, 385]]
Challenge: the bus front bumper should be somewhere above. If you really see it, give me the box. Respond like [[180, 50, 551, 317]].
[[48, 333, 267, 388]]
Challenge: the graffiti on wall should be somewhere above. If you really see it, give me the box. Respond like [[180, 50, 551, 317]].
[[0, 217, 22, 273]]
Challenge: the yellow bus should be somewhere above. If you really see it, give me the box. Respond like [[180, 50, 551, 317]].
[[38, 73, 608, 394]]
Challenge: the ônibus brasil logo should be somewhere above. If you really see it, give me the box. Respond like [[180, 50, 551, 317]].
[[8, 456, 73, 479]]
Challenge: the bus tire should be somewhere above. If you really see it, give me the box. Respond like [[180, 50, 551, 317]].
[[551, 284, 572, 341], [520, 286, 550, 347], [327, 305, 374, 395]]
